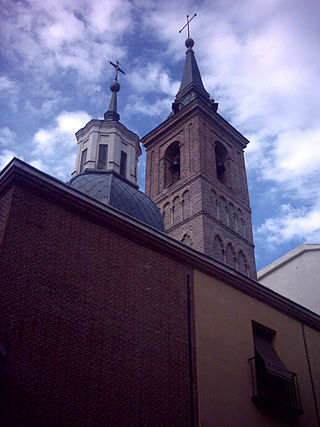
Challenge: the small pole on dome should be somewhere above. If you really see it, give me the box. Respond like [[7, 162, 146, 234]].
[[179, 13, 197, 38], [108, 60, 126, 82]]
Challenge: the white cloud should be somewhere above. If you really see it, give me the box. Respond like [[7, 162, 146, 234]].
[[129, 63, 179, 96], [0, 127, 16, 146], [0, 150, 19, 171], [31, 111, 90, 179], [1, 0, 133, 81], [255, 204, 320, 249], [267, 127, 320, 180], [0, 76, 18, 94], [124, 96, 172, 118]]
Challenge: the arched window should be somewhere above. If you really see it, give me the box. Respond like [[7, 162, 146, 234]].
[[218, 196, 227, 223], [182, 190, 191, 220], [181, 234, 193, 247], [236, 208, 243, 233], [238, 250, 248, 275], [226, 243, 236, 269], [164, 141, 180, 187], [213, 235, 224, 263], [215, 141, 228, 184], [228, 203, 235, 229], [172, 197, 181, 225], [80, 148, 87, 173], [163, 203, 171, 229], [210, 189, 217, 217], [241, 217, 246, 237]]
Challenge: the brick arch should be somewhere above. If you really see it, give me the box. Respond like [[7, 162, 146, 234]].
[[172, 196, 181, 225], [238, 250, 248, 275], [182, 190, 191, 220], [235, 208, 243, 233], [213, 234, 224, 263], [163, 202, 171, 230], [218, 196, 227, 222], [226, 242, 236, 269], [227, 202, 235, 229], [209, 189, 217, 217], [241, 217, 246, 237]]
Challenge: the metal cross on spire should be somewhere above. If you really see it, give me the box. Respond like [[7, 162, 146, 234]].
[[179, 13, 197, 38], [109, 60, 126, 81]]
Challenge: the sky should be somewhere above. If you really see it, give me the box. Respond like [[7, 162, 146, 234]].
[[0, 0, 319, 271]]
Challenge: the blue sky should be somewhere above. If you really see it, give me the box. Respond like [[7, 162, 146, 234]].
[[1, 0, 319, 271]]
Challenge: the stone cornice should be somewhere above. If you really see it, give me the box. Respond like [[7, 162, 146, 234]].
[[76, 118, 139, 143], [1, 158, 319, 332]]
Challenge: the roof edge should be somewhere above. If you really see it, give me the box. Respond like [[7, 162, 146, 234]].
[[258, 243, 320, 280], [1, 158, 320, 331]]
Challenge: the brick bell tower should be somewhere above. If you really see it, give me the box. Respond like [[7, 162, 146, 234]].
[[141, 35, 257, 279]]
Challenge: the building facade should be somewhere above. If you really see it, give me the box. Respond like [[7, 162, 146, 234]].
[[0, 159, 319, 426], [258, 244, 320, 315], [2, 33, 319, 427], [141, 38, 256, 279]]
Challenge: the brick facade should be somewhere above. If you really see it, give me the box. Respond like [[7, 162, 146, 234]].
[[142, 99, 257, 279], [0, 183, 194, 426]]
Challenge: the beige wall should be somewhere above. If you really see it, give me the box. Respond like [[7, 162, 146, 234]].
[[259, 248, 320, 315], [193, 269, 320, 426]]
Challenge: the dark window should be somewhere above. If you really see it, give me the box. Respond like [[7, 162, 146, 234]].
[[80, 149, 87, 173], [120, 151, 127, 177], [97, 144, 108, 169], [215, 142, 228, 184], [164, 141, 180, 186], [213, 235, 224, 263], [181, 234, 193, 247], [249, 322, 302, 416]]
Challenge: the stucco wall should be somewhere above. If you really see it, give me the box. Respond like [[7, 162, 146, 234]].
[[259, 249, 320, 315], [193, 269, 320, 426]]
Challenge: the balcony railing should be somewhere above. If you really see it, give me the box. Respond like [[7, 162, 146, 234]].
[[248, 357, 303, 416]]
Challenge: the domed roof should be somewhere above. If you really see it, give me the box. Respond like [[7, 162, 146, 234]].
[[68, 170, 164, 232]]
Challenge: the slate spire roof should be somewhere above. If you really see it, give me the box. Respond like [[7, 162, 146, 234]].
[[174, 37, 211, 107], [104, 80, 120, 121]]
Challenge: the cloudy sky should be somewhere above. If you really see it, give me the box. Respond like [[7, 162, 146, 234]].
[[1, 0, 319, 270]]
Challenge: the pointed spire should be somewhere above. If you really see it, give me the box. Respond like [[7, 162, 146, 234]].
[[177, 38, 208, 95], [104, 81, 120, 121], [175, 37, 210, 105], [104, 60, 126, 121]]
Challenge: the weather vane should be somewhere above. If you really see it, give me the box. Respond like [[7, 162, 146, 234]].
[[109, 60, 126, 82], [179, 13, 197, 38]]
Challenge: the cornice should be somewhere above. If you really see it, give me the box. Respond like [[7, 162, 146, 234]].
[[141, 99, 249, 150], [1, 158, 320, 332], [76, 118, 139, 142]]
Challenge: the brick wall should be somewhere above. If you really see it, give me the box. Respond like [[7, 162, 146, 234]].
[[142, 101, 256, 279], [0, 185, 193, 426]]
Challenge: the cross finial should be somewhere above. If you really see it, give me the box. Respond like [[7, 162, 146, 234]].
[[179, 13, 197, 38], [109, 60, 126, 82]]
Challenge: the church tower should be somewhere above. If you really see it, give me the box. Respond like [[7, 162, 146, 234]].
[[69, 62, 164, 232], [141, 35, 256, 278]]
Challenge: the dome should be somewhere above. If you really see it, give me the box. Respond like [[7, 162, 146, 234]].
[[68, 170, 164, 232]]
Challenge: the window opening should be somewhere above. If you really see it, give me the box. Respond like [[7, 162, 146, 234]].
[[213, 235, 224, 263], [97, 144, 108, 170], [120, 151, 127, 177], [80, 149, 87, 173], [164, 141, 180, 186], [249, 322, 303, 416], [215, 142, 228, 184]]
